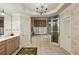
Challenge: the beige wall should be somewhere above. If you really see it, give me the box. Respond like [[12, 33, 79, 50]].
[[59, 3, 79, 54], [20, 15, 31, 47], [4, 15, 11, 35], [12, 14, 21, 35]]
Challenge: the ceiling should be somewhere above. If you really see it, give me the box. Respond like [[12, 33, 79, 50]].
[[23, 3, 64, 16], [23, 3, 59, 12], [0, 3, 71, 17]]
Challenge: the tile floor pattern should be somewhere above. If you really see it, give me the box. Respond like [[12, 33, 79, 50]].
[[25, 35, 70, 55]]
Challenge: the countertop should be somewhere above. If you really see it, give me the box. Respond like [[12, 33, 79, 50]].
[[0, 35, 19, 42]]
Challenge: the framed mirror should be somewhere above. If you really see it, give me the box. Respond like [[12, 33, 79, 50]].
[[0, 17, 4, 35]]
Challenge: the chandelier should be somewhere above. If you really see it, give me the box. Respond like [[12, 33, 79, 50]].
[[36, 4, 48, 15]]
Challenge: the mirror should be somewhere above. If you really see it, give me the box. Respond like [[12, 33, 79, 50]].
[[0, 17, 4, 35]]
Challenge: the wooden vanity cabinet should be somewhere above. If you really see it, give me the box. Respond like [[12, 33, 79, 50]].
[[0, 36, 20, 55]]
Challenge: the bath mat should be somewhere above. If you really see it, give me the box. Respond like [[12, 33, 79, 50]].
[[17, 47, 37, 55]]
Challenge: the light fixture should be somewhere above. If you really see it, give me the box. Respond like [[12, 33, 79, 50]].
[[0, 9, 5, 15], [36, 4, 48, 15]]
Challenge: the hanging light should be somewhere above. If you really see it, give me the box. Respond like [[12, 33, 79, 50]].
[[36, 4, 48, 15]]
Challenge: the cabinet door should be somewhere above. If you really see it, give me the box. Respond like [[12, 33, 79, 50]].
[[6, 39, 14, 55], [14, 36, 20, 50], [0, 41, 6, 55], [16, 36, 20, 49]]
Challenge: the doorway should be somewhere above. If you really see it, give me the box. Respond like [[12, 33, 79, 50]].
[[60, 16, 71, 53]]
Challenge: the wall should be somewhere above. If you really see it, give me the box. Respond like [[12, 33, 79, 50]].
[[20, 15, 31, 47], [59, 3, 79, 54], [12, 14, 20, 35], [71, 4, 79, 54], [4, 15, 11, 35]]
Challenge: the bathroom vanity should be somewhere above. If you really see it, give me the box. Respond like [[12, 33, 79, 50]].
[[0, 35, 20, 55]]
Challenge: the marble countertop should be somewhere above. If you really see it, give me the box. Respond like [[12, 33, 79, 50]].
[[0, 35, 19, 42]]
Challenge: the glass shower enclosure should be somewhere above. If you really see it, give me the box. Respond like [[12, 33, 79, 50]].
[[51, 16, 59, 43]]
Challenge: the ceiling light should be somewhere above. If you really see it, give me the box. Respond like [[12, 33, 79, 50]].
[[36, 4, 48, 15]]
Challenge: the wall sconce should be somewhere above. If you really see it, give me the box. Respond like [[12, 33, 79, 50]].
[[0, 9, 6, 15]]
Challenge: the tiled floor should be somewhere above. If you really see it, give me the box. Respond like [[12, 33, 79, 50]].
[[24, 34, 70, 55]]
